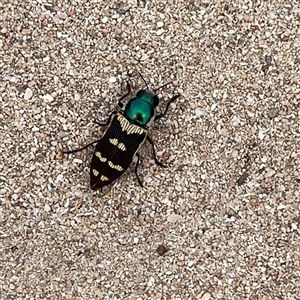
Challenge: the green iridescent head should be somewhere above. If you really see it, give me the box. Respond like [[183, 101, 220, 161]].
[[124, 90, 159, 127]]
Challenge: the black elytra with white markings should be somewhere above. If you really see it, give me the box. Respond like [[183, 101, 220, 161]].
[[63, 73, 180, 190]]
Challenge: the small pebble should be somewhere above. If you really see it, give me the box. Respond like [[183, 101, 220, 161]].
[[24, 88, 33, 100], [195, 108, 206, 118], [16, 124, 24, 131], [265, 55, 273, 66], [157, 244, 169, 256], [74, 93, 80, 101], [199, 292, 211, 300], [291, 223, 297, 230], [140, 54, 148, 61], [218, 74, 224, 83], [58, 12, 68, 20], [44, 204, 51, 212], [237, 172, 249, 186], [277, 204, 286, 210], [102, 16, 108, 23], [73, 158, 83, 164], [232, 150, 239, 158], [265, 169, 276, 178], [21, 28, 32, 35], [197, 92, 204, 99], [211, 103, 217, 111], [156, 29, 164, 35], [267, 107, 279, 119], [258, 131, 265, 140], [59, 131, 69, 138], [43, 94, 54, 102], [14, 187, 22, 194], [167, 214, 182, 223], [109, 77, 117, 83], [56, 174, 64, 182], [66, 61, 71, 70]]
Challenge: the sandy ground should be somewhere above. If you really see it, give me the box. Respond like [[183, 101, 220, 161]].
[[1, 1, 300, 299]]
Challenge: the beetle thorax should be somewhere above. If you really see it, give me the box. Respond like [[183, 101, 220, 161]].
[[124, 90, 158, 127]]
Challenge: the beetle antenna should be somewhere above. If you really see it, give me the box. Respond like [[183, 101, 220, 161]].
[[154, 80, 173, 93], [137, 71, 149, 89]]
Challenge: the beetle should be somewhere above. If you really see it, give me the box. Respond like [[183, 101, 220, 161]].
[[63, 73, 180, 190]]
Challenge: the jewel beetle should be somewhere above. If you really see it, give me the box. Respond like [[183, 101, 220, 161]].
[[63, 73, 180, 190]]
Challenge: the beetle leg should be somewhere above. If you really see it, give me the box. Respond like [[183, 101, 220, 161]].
[[94, 111, 116, 127], [146, 136, 166, 168], [63, 140, 100, 154], [134, 153, 143, 187], [118, 81, 131, 108], [155, 94, 181, 121]]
